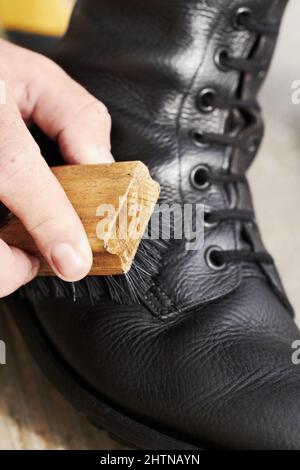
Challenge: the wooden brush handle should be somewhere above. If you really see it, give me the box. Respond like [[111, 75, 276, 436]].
[[0, 162, 160, 276]]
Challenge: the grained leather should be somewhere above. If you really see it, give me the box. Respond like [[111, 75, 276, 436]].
[[29, 277, 300, 449], [39, 0, 291, 314], [10, 0, 300, 449]]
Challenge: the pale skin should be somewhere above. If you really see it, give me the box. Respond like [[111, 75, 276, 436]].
[[0, 39, 114, 298]]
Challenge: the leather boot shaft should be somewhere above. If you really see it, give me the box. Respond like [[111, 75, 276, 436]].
[[55, 0, 288, 201], [29, 1, 292, 313]]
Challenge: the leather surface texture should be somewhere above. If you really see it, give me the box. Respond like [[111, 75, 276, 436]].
[[11, 0, 300, 450]]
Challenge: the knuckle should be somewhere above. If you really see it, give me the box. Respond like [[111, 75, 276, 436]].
[[28, 214, 58, 236], [33, 52, 58, 72], [89, 99, 111, 125], [31, 52, 66, 81], [28, 214, 75, 245], [0, 141, 40, 189], [20, 49, 54, 75]]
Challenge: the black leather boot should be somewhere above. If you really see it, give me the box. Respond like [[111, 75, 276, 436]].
[[6, 0, 300, 449]]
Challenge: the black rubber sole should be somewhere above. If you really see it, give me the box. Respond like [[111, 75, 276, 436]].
[[9, 301, 200, 450]]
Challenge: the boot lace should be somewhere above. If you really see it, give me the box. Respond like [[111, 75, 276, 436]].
[[194, 7, 279, 268]]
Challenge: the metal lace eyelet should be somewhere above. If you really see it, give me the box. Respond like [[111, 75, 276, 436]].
[[234, 7, 253, 30], [247, 135, 260, 155], [206, 246, 226, 270], [214, 48, 230, 71], [196, 88, 216, 113], [258, 69, 267, 80], [190, 165, 211, 190], [204, 208, 218, 228], [189, 129, 210, 148]]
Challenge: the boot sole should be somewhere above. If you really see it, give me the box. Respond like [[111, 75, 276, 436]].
[[10, 302, 200, 450]]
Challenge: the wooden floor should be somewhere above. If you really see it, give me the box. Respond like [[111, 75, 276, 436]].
[[0, 303, 126, 450]]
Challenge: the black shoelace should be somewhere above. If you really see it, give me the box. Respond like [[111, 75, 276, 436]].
[[196, 9, 278, 266]]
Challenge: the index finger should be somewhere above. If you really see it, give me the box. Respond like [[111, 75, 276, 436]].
[[0, 93, 93, 282]]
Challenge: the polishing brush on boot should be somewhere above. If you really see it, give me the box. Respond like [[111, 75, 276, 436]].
[[0, 162, 164, 303]]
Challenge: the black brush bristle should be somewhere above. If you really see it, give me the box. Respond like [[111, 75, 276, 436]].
[[19, 235, 169, 305]]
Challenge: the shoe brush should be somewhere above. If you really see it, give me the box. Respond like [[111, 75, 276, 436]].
[[0, 162, 160, 276]]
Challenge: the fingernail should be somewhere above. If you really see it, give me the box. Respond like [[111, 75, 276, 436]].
[[50, 243, 91, 281], [85, 145, 114, 164]]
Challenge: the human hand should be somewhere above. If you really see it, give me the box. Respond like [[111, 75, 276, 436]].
[[0, 39, 113, 297]]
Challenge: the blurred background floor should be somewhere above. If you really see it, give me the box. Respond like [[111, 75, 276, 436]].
[[249, 0, 300, 327], [0, 0, 300, 451]]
